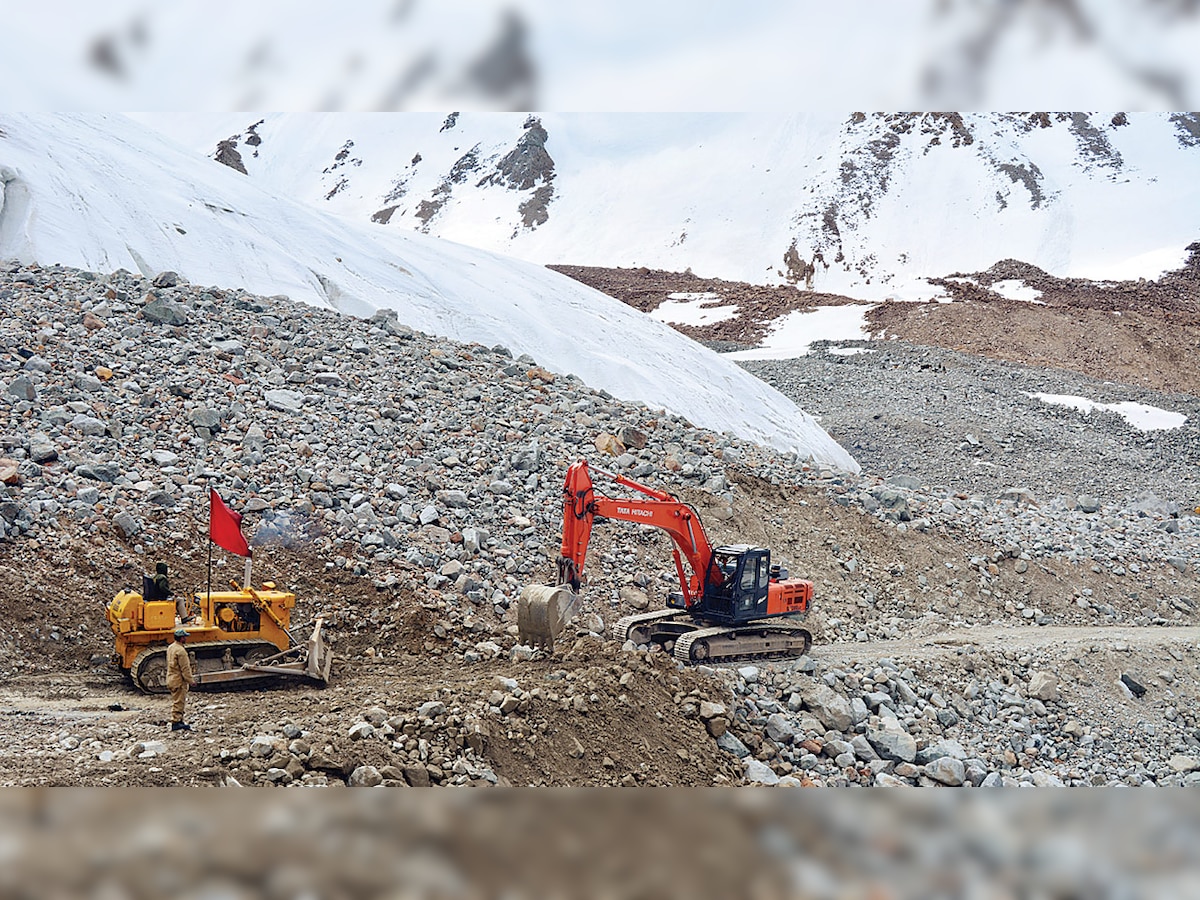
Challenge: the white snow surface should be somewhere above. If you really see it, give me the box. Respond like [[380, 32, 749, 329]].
[[724, 306, 875, 361], [0, 113, 858, 472], [1024, 393, 1188, 432], [132, 112, 1200, 301], [651, 294, 740, 327]]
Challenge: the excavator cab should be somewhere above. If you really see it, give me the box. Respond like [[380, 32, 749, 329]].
[[699, 545, 771, 625]]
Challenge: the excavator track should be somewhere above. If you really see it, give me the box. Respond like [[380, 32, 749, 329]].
[[612, 609, 692, 646], [129, 639, 280, 694], [673, 621, 812, 666]]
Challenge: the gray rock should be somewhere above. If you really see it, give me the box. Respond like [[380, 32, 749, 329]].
[[76, 462, 120, 482], [249, 736, 276, 758], [153, 271, 182, 287], [418, 505, 440, 525], [264, 389, 305, 414], [866, 720, 917, 763], [348, 765, 383, 787], [74, 373, 103, 392], [417, 700, 445, 719], [795, 679, 855, 732], [71, 414, 107, 436], [743, 758, 779, 785], [765, 713, 796, 745], [437, 489, 469, 508], [619, 586, 650, 610], [850, 735, 879, 761], [113, 513, 141, 538], [7, 375, 37, 400], [29, 433, 58, 463], [141, 298, 189, 326], [737, 665, 759, 684], [188, 406, 222, 430], [716, 731, 750, 758], [461, 526, 488, 554], [1028, 671, 1058, 701], [924, 756, 966, 786]]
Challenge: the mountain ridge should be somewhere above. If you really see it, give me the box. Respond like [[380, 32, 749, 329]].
[[141, 111, 1200, 299]]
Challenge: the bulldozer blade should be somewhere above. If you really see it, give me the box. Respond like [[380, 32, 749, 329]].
[[517, 584, 581, 651]]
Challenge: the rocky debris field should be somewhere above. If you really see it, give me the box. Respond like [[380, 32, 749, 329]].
[[1, 261, 1198, 787], [743, 340, 1200, 515]]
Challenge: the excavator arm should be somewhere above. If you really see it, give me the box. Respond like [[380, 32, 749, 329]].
[[559, 459, 715, 606]]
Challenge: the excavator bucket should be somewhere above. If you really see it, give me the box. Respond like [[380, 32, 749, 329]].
[[516, 584, 582, 651]]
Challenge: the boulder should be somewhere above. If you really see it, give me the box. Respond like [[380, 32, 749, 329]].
[[1028, 671, 1058, 702], [348, 765, 383, 787], [141, 297, 189, 326], [795, 679, 855, 733], [866, 720, 917, 763]]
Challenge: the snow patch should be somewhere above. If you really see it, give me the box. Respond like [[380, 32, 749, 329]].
[[651, 292, 739, 326], [1024, 392, 1187, 432], [723, 305, 874, 361], [991, 279, 1043, 303]]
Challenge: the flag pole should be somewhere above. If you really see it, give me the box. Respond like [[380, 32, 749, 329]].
[[206, 481, 213, 608]]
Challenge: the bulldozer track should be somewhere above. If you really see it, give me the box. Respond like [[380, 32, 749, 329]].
[[129, 639, 279, 694]]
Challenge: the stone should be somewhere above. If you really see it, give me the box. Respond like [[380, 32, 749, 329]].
[[29, 433, 58, 463], [141, 297, 189, 326], [249, 736, 276, 758], [618, 426, 648, 450], [417, 700, 446, 719], [348, 765, 383, 787], [1028, 671, 1058, 701], [153, 271, 182, 288], [924, 756, 966, 786], [461, 526, 488, 553], [264, 389, 305, 414], [403, 765, 432, 787], [699, 701, 726, 721], [619, 586, 650, 610], [795, 679, 855, 733], [113, 513, 141, 538], [866, 720, 917, 763], [187, 406, 222, 430], [765, 713, 796, 745], [716, 732, 750, 758], [1168, 755, 1200, 774], [72, 414, 108, 436], [743, 758, 779, 785], [594, 432, 625, 456], [7, 375, 36, 400]]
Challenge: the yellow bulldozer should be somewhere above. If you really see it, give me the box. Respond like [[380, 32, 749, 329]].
[[106, 578, 333, 693]]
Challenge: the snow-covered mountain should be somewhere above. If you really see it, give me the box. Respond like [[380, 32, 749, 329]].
[[135, 112, 1200, 298], [0, 113, 857, 471]]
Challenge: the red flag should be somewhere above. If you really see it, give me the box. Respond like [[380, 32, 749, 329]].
[[209, 487, 251, 557]]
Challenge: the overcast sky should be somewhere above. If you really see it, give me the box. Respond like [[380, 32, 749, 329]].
[[3, 0, 1197, 110]]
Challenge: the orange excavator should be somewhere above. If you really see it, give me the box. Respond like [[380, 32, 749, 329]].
[[517, 459, 813, 664]]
